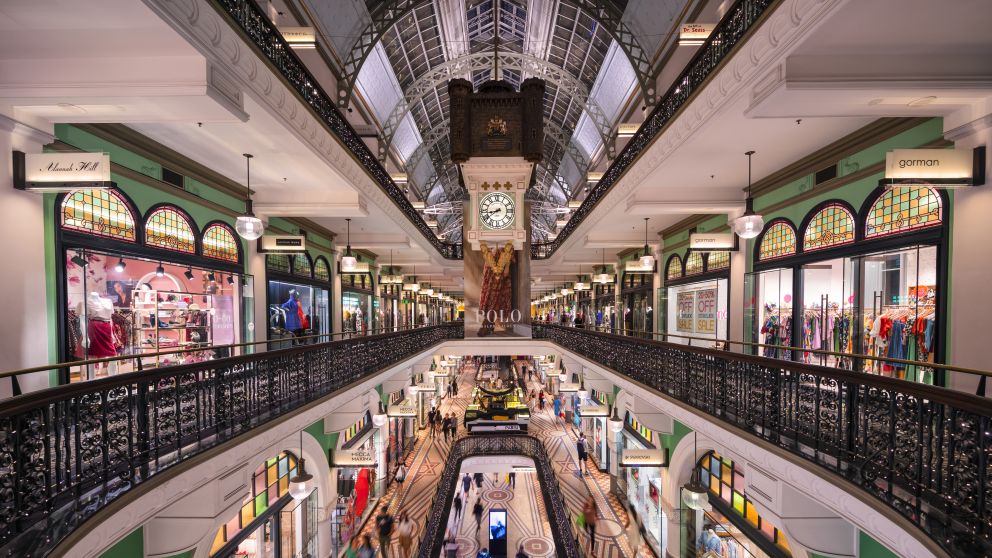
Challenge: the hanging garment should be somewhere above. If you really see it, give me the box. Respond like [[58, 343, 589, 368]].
[[282, 296, 302, 330], [87, 319, 117, 358]]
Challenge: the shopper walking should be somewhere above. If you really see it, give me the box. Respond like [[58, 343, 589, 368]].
[[442, 413, 452, 442], [453, 493, 463, 519], [462, 472, 472, 497], [358, 535, 375, 558], [376, 510, 395, 558], [449, 412, 458, 439], [444, 533, 459, 558], [576, 435, 588, 475], [345, 537, 360, 558], [538, 390, 545, 411], [395, 463, 408, 487], [474, 472, 484, 489], [552, 394, 561, 420], [508, 471, 516, 489], [626, 508, 641, 558], [428, 406, 438, 437], [583, 497, 597, 553], [473, 498, 485, 532], [397, 512, 416, 558], [515, 543, 529, 558]]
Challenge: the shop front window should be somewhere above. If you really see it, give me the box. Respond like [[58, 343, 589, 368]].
[[144, 206, 196, 254], [202, 223, 240, 263], [666, 278, 728, 348], [745, 268, 793, 359], [61, 189, 136, 241], [267, 280, 330, 344], [342, 291, 370, 335], [800, 257, 858, 368]]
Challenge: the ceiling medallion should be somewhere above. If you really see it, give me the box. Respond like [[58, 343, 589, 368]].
[[487, 116, 508, 137]]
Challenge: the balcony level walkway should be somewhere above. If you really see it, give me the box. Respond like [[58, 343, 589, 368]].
[[356, 363, 650, 558]]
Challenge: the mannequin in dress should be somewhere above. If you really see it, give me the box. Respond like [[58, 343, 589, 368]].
[[78, 291, 117, 377]]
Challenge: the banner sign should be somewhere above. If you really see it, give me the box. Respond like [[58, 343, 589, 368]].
[[559, 382, 580, 393], [677, 291, 695, 332], [259, 235, 307, 253], [621, 449, 668, 467], [689, 232, 736, 251], [332, 447, 376, 466], [695, 288, 717, 334], [679, 23, 715, 45], [17, 152, 112, 190], [885, 148, 973, 180], [579, 404, 609, 417], [279, 26, 315, 46], [387, 403, 416, 417]]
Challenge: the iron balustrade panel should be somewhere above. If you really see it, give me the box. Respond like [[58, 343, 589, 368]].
[[417, 435, 578, 558], [0, 324, 463, 558], [209, 0, 462, 260], [533, 324, 992, 557], [530, 0, 775, 260]]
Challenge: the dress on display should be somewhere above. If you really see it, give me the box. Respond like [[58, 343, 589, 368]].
[[82, 293, 117, 358]]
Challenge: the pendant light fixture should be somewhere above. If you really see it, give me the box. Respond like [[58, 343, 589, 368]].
[[732, 150, 764, 239], [593, 249, 612, 284], [576, 377, 589, 400], [407, 374, 419, 396], [340, 218, 358, 272], [155, 262, 165, 277], [235, 153, 265, 240], [372, 400, 388, 427], [681, 432, 712, 511], [608, 403, 624, 433], [288, 430, 313, 501], [639, 218, 655, 268], [114, 256, 126, 273]]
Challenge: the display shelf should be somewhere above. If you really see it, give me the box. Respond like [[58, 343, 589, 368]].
[[131, 289, 214, 367]]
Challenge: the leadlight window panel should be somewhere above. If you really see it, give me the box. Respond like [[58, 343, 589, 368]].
[[685, 252, 704, 276], [145, 207, 196, 253], [293, 254, 313, 278], [758, 221, 797, 261], [202, 223, 239, 262], [803, 204, 855, 252], [666, 257, 683, 280], [60, 189, 137, 242], [266, 254, 291, 274], [210, 452, 298, 555], [707, 251, 730, 271], [865, 187, 942, 239], [314, 257, 331, 282]]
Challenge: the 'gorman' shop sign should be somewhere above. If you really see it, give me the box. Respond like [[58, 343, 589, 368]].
[[332, 447, 377, 466]]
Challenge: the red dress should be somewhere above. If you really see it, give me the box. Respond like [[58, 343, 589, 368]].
[[87, 320, 117, 358]]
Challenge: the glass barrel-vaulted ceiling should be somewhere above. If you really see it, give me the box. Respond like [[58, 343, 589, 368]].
[[323, 0, 684, 244]]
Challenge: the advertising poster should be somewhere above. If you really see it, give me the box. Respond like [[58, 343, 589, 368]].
[[695, 288, 717, 334], [464, 239, 530, 338], [676, 291, 695, 332]]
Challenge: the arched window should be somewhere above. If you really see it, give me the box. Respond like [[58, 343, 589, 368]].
[[209, 452, 299, 555], [314, 256, 331, 282], [865, 187, 942, 239], [201, 223, 240, 263], [666, 256, 683, 280], [60, 189, 137, 241], [685, 252, 704, 276], [144, 206, 196, 254], [293, 253, 313, 278], [698, 451, 791, 554], [803, 204, 855, 252], [266, 254, 291, 274], [707, 251, 730, 271], [757, 220, 797, 261]]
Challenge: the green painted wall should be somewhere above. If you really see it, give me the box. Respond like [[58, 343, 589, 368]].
[[857, 530, 899, 558], [658, 419, 691, 457], [98, 527, 143, 558], [305, 419, 339, 467]]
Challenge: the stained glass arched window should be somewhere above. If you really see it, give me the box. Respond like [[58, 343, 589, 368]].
[[314, 256, 331, 282], [685, 252, 704, 276], [60, 189, 136, 241], [707, 251, 730, 271], [202, 223, 239, 263], [758, 220, 797, 261], [865, 187, 942, 239], [210, 452, 299, 555], [293, 253, 312, 278], [803, 204, 855, 252], [145, 206, 196, 254], [266, 254, 291, 274], [666, 256, 683, 280]]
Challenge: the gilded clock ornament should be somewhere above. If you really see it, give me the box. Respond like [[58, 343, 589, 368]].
[[479, 192, 515, 230]]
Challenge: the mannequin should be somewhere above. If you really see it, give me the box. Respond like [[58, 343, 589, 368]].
[[78, 292, 117, 377], [281, 290, 303, 341]]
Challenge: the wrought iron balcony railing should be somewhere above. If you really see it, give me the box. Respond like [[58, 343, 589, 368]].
[[417, 435, 578, 558], [0, 323, 464, 557], [532, 0, 776, 259], [533, 323, 991, 557], [210, 0, 463, 260]]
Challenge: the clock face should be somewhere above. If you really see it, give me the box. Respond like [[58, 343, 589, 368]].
[[479, 192, 515, 230]]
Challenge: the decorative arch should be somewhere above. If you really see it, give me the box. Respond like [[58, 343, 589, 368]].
[[684, 252, 704, 276], [706, 251, 730, 271], [314, 256, 331, 282], [802, 202, 856, 252], [293, 252, 313, 278], [201, 222, 241, 263], [266, 254, 291, 274], [144, 204, 198, 254], [864, 186, 943, 239], [208, 451, 299, 555], [59, 188, 138, 242], [756, 219, 797, 262], [665, 254, 683, 280]]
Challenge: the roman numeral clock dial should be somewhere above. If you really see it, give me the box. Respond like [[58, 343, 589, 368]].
[[479, 192, 515, 230]]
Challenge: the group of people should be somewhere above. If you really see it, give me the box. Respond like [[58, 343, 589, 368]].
[[427, 406, 460, 441], [346, 509, 417, 558]]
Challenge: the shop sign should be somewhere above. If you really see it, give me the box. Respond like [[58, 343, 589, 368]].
[[279, 26, 316, 47], [559, 382, 579, 392], [695, 288, 717, 334], [624, 260, 654, 273], [688, 232, 736, 252], [621, 449, 668, 467], [259, 235, 307, 253], [679, 23, 715, 45], [882, 147, 986, 188], [333, 447, 376, 466], [15, 151, 112, 191], [470, 423, 523, 432], [617, 123, 640, 137], [676, 291, 694, 332], [387, 403, 416, 417], [579, 404, 608, 417], [417, 383, 438, 392]]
